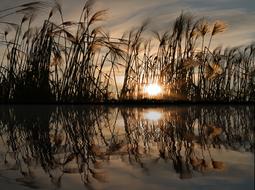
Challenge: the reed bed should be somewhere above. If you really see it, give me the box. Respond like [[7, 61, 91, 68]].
[[0, 1, 254, 103]]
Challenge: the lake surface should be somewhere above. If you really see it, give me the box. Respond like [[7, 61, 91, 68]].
[[0, 105, 254, 190]]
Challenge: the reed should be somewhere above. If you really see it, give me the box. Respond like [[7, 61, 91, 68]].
[[0, 1, 254, 103]]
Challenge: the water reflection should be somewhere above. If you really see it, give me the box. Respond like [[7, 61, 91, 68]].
[[0, 106, 254, 189], [143, 110, 163, 121]]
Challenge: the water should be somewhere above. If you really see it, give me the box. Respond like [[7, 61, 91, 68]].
[[0, 105, 254, 190]]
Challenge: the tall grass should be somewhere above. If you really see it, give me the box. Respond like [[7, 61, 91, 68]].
[[0, 0, 124, 103], [0, 1, 254, 103], [118, 13, 255, 101]]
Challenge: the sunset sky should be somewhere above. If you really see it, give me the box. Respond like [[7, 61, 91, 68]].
[[1, 0, 255, 48]]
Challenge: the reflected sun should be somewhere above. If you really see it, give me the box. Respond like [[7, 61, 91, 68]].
[[143, 111, 162, 121], [144, 84, 162, 97]]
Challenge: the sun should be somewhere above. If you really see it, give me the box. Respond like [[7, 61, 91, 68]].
[[144, 83, 162, 97]]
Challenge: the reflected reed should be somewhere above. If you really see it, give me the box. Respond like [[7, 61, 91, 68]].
[[0, 106, 254, 188]]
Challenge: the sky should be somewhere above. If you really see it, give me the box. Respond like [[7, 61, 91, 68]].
[[0, 0, 255, 48]]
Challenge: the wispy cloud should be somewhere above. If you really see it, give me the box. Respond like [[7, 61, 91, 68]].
[[1, 0, 254, 47]]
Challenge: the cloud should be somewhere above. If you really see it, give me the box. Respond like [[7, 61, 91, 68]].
[[0, 0, 254, 47]]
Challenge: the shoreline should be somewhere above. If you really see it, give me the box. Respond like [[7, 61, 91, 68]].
[[0, 100, 254, 106]]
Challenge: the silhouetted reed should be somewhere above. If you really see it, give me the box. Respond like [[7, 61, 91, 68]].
[[0, 1, 254, 103], [0, 0, 124, 103]]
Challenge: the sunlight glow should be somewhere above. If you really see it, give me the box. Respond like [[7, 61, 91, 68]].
[[143, 111, 162, 121], [144, 84, 162, 97]]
